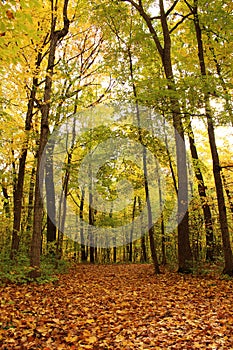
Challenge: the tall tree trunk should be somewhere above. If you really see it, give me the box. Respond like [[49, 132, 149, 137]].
[[139, 196, 147, 263], [79, 188, 87, 262], [56, 117, 76, 260], [156, 162, 166, 265], [186, 0, 233, 275], [30, 0, 70, 278], [187, 116, 214, 261], [123, 0, 192, 272], [163, 116, 178, 195], [10, 67, 41, 260], [222, 173, 233, 216], [129, 196, 137, 263], [56, 161, 69, 261], [127, 44, 160, 273], [113, 243, 117, 263], [45, 139, 57, 245], [22, 165, 36, 250], [2, 183, 10, 218], [88, 163, 95, 264]]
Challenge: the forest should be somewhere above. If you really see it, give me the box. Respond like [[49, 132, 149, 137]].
[[0, 0, 233, 348]]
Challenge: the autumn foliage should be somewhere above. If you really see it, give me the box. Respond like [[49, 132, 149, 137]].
[[0, 264, 233, 349]]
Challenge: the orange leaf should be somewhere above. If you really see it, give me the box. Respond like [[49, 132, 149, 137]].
[[6, 10, 14, 19]]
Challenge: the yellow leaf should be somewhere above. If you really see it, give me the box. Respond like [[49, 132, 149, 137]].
[[87, 336, 97, 343], [64, 335, 78, 343], [86, 318, 95, 324]]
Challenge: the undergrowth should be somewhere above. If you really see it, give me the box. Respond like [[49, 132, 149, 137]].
[[0, 251, 69, 285]]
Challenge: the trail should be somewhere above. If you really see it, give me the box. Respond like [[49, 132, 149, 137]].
[[0, 264, 233, 349]]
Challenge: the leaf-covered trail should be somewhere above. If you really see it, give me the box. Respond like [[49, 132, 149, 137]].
[[0, 264, 233, 349]]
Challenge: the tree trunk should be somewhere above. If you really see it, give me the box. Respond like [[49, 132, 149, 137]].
[[45, 139, 57, 245], [222, 173, 233, 216], [10, 69, 41, 260], [128, 43, 160, 273], [2, 183, 10, 218], [56, 117, 76, 260], [22, 165, 36, 250], [129, 196, 137, 262], [56, 158, 69, 261], [79, 188, 87, 262], [187, 0, 233, 275], [30, 0, 70, 278], [124, 0, 192, 272], [163, 116, 178, 195], [156, 162, 166, 265], [88, 164, 95, 264], [187, 116, 214, 261]]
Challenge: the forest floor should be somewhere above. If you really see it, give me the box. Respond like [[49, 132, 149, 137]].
[[0, 264, 233, 350]]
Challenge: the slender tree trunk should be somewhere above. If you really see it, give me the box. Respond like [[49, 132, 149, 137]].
[[128, 45, 160, 273], [156, 162, 166, 265], [113, 244, 117, 263], [163, 116, 178, 195], [46, 139, 56, 245], [56, 164, 69, 261], [2, 183, 10, 218], [10, 69, 41, 260], [30, 0, 70, 278], [160, 0, 192, 272], [129, 196, 137, 262], [88, 164, 95, 264], [123, 0, 192, 272], [21, 165, 36, 251], [222, 173, 233, 216], [139, 195, 147, 263], [187, 0, 233, 275], [56, 117, 76, 260], [79, 188, 87, 262], [187, 116, 214, 261]]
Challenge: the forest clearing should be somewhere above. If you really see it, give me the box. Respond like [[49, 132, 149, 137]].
[[1, 0, 233, 348], [0, 264, 233, 349]]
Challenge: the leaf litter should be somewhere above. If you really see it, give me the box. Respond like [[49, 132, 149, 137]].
[[0, 264, 233, 349]]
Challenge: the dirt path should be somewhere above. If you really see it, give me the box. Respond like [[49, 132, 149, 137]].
[[0, 264, 233, 349]]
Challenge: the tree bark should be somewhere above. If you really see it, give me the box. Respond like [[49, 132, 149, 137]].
[[88, 162, 95, 264], [128, 42, 160, 273], [187, 116, 214, 261], [129, 196, 137, 262], [45, 139, 57, 245], [30, 0, 70, 278], [79, 188, 87, 262], [186, 0, 233, 275], [2, 183, 10, 218], [222, 173, 233, 216], [123, 0, 192, 272], [10, 67, 41, 260]]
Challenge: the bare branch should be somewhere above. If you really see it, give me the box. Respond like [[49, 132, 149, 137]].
[[165, 0, 180, 17], [169, 13, 192, 34], [150, 16, 161, 20], [183, 0, 194, 12]]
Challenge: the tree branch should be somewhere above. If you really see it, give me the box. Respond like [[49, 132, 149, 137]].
[[56, 0, 70, 39], [169, 13, 192, 34], [184, 0, 194, 12], [165, 0, 180, 17], [121, 0, 163, 56]]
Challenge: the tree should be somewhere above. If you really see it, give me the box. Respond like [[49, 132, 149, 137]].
[[184, 0, 233, 275], [187, 116, 214, 261], [30, 0, 70, 278], [117, 0, 192, 272]]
